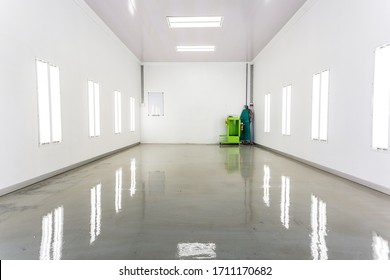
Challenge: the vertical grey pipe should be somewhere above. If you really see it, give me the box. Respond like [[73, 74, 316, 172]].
[[250, 64, 254, 105], [245, 63, 248, 105], [141, 65, 144, 104], [250, 64, 254, 144]]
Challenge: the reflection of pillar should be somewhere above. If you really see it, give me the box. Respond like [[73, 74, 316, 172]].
[[239, 147, 254, 179], [372, 232, 389, 260], [115, 168, 122, 213], [280, 176, 290, 229], [225, 147, 240, 173], [90, 184, 101, 244], [40, 206, 64, 260], [263, 165, 270, 207], [130, 158, 136, 197], [239, 147, 254, 223], [310, 195, 328, 260], [148, 171, 165, 194]]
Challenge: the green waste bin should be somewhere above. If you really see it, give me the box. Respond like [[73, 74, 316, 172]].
[[220, 116, 241, 145]]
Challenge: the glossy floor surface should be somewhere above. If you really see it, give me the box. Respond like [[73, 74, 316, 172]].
[[0, 144, 389, 260]]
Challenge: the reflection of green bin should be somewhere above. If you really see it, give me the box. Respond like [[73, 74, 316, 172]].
[[225, 147, 240, 172], [220, 116, 241, 145]]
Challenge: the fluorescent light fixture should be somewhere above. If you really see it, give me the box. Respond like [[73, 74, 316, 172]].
[[167, 16, 223, 28], [128, 0, 136, 16], [177, 46, 215, 52]]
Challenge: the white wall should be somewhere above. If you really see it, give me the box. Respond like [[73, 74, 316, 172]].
[[142, 63, 247, 144], [0, 0, 141, 193], [253, 0, 390, 193]]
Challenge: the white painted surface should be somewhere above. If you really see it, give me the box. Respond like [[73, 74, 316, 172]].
[[0, 0, 140, 191], [141, 63, 246, 144], [253, 0, 390, 191], [84, 0, 307, 62]]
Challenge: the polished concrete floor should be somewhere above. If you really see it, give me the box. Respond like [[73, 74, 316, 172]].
[[0, 144, 389, 260]]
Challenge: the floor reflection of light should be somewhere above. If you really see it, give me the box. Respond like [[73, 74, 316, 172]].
[[310, 195, 328, 260], [176, 243, 216, 260], [280, 176, 290, 229], [115, 168, 122, 213], [372, 232, 389, 260], [263, 165, 270, 207], [40, 206, 63, 260], [130, 158, 136, 197], [90, 184, 101, 244]]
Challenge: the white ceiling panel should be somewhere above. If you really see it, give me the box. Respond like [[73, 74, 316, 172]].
[[84, 0, 307, 62]]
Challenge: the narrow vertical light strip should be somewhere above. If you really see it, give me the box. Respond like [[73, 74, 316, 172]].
[[52, 206, 64, 260], [265, 94, 271, 132], [36, 60, 63, 145], [319, 71, 329, 141], [282, 85, 292, 135], [372, 45, 390, 150], [130, 97, 135, 131], [312, 74, 320, 140], [49, 65, 62, 143], [40, 212, 53, 260], [264, 94, 270, 133], [263, 165, 270, 207], [114, 91, 119, 133], [115, 169, 122, 213], [286, 85, 291, 135], [118, 92, 122, 133], [114, 91, 122, 133], [130, 158, 136, 197], [312, 71, 329, 141], [88, 81, 100, 137], [264, 95, 267, 132], [94, 83, 100, 136], [268, 94, 270, 132], [36, 60, 51, 145], [280, 176, 290, 229], [88, 81, 95, 137], [282, 87, 287, 135]]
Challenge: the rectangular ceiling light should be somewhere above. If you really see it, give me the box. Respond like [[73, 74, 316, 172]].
[[167, 16, 223, 28], [177, 46, 215, 52]]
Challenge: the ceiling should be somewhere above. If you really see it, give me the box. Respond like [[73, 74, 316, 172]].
[[84, 0, 307, 62]]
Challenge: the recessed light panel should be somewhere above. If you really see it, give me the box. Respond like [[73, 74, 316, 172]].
[[176, 46, 216, 52], [167, 16, 223, 28]]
